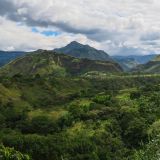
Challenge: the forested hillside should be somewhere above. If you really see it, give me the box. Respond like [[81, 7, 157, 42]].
[[0, 50, 122, 77], [0, 70, 160, 159]]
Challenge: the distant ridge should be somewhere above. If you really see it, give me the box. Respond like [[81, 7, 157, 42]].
[[133, 54, 160, 73], [0, 51, 26, 67], [0, 50, 123, 77], [54, 41, 112, 61], [112, 54, 156, 71]]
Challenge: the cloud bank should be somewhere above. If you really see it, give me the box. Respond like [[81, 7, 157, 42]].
[[0, 0, 160, 55]]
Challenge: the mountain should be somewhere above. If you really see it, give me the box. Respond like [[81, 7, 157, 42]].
[[112, 54, 156, 71], [54, 41, 112, 61], [0, 50, 123, 77], [134, 55, 160, 73], [0, 51, 26, 67]]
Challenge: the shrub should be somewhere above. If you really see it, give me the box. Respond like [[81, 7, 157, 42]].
[[0, 144, 31, 160]]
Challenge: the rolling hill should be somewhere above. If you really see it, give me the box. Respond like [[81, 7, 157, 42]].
[[54, 41, 112, 61], [0, 50, 123, 77]]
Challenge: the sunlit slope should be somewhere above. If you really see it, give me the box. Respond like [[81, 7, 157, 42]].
[[0, 50, 123, 77]]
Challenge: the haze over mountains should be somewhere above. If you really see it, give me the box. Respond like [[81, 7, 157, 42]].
[[0, 51, 26, 67], [54, 41, 158, 71], [112, 54, 157, 71], [134, 55, 160, 73]]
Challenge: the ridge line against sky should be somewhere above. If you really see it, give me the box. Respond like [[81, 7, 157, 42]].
[[0, 0, 160, 55]]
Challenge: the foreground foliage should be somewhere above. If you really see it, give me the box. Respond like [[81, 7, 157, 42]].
[[0, 74, 160, 159], [0, 144, 30, 160]]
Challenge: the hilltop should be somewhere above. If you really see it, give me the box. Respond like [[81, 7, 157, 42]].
[[54, 41, 112, 61]]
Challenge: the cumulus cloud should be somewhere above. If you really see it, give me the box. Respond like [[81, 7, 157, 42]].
[[0, 0, 160, 55], [0, 17, 98, 51]]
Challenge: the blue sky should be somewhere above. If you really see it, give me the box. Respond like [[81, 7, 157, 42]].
[[32, 27, 60, 37]]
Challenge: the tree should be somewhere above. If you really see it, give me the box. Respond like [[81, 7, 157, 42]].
[[133, 135, 160, 160], [130, 91, 141, 100], [23, 116, 58, 134]]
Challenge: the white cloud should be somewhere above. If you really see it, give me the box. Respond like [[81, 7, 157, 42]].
[[0, 0, 160, 55], [0, 17, 98, 51]]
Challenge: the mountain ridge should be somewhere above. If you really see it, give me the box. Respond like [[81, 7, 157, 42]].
[[0, 51, 26, 67], [54, 41, 112, 61], [0, 50, 123, 77], [133, 54, 160, 73], [112, 54, 157, 71]]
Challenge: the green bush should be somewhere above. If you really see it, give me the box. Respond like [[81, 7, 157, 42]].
[[0, 144, 31, 160]]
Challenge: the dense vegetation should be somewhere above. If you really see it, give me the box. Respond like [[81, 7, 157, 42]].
[[1, 50, 160, 159], [0, 50, 122, 77], [0, 72, 160, 159], [0, 144, 30, 160]]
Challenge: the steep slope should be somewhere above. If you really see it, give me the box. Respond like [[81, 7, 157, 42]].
[[0, 51, 26, 67], [54, 41, 112, 61], [134, 55, 160, 73], [112, 54, 156, 71], [0, 50, 123, 77]]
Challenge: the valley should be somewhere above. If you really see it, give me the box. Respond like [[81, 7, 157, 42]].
[[1, 1, 160, 159], [0, 48, 160, 160]]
